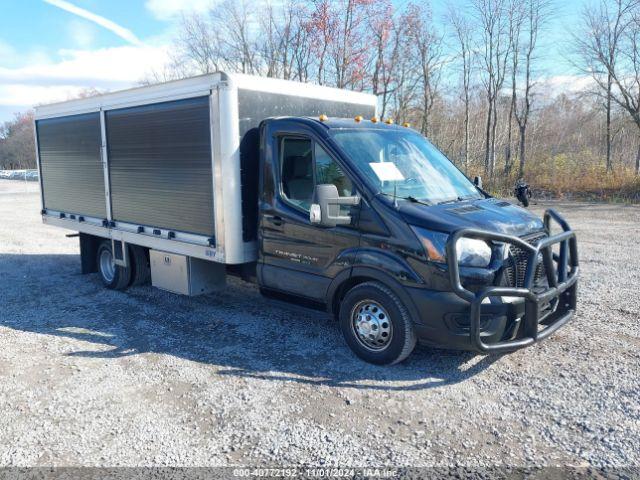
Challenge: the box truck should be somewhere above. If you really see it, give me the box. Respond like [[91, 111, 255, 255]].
[[34, 72, 579, 365]]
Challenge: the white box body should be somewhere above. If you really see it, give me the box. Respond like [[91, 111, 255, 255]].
[[34, 72, 377, 266]]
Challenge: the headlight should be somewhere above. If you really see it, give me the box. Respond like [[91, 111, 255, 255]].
[[410, 226, 492, 267], [456, 237, 492, 267]]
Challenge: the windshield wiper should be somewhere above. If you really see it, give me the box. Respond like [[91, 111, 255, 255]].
[[406, 196, 433, 206], [380, 193, 432, 206], [437, 195, 479, 205]]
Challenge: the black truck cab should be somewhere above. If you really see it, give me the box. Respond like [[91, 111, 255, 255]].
[[256, 116, 579, 365]]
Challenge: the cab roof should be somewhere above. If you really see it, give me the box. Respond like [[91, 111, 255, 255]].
[[271, 116, 412, 132]]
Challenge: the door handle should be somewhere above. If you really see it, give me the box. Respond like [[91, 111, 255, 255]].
[[270, 215, 284, 227]]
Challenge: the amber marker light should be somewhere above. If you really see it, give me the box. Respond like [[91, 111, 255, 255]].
[[419, 237, 446, 263], [371, 116, 379, 123], [384, 118, 394, 125], [354, 115, 363, 122], [403, 122, 411, 128], [319, 114, 328, 122]]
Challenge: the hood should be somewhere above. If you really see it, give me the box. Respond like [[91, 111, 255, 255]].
[[399, 197, 544, 237]]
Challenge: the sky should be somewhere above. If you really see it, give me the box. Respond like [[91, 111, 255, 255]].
[[0, 0, 591, 124]]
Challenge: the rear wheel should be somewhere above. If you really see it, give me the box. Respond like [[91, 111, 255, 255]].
[[97, 241, 131, 290], [339, 281, 416, 365], [129, 244, 150, 287]]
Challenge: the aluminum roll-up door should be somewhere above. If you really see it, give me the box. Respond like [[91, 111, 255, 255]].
[[37, 112, 106, 218], [106, 96, 214, 237]]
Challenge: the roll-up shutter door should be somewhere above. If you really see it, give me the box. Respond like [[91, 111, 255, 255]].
[[37, 112, 106, 218], [106, 96, 214, 237]]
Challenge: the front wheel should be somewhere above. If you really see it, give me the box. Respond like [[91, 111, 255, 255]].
[[339, 281, 416, 365], [516, 190, 530, 207]]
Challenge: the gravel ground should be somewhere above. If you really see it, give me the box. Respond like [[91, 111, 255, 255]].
[[0, 179, 638, 469]]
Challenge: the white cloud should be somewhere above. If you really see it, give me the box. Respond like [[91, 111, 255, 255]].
[[145, 0, 213, 20], [0, 40, 53, 72], [0, 40, 17, 64], [68, 20, 96, 50], [0, 45, 169, 109], [538, 75, 595, 97], [43, 0, 142, 46]]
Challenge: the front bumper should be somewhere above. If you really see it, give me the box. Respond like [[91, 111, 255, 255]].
[[408, 209, 578, 353]]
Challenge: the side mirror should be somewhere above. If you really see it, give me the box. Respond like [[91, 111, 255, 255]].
[[474, 176, 483, 189], [309, 184, 360, 227]]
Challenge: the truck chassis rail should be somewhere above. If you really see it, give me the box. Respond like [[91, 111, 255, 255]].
[[446, 209, 579, 353]]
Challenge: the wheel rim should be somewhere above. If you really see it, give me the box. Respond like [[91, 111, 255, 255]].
[[99, 248, 115, 283], [350, 300, 393, 351]]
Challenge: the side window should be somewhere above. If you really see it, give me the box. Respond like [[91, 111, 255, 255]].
[[279, 136, 355, 216], [280, 137, 314, 210], [315, 143, 353, 197]]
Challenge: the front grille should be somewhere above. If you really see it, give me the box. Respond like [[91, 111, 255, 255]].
[[502, 233, 548, 289]]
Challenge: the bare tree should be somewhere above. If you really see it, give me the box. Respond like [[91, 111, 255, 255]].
[[409, 3, 444, 137], [163, 0, 260, 77], [329, 0, 375, 90], [209, 0, 259, 74], [471, 0, 513, 178], [177, 13, 220, 74], [260, 4, 284, 78], [290, 8, 314, 82], [391, 8, 422, 124], [308, 0, 334, 85], [59, 0, 640, 198], [448, 5, 475, 172], [504, 0, 525, 175], [575, 0, 632, 172], [576, 0, 640, 174], [370, 1, 407, 118], [259, 1, 310, 80], [510, 0, 552, 177]]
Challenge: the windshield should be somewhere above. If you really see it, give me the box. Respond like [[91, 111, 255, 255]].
[[330, 129, 482, 204]]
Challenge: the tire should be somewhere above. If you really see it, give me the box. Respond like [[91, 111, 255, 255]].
[[339, 281, 417, 365], [129, 244, 150, 287], [96, 240, 131, 290]]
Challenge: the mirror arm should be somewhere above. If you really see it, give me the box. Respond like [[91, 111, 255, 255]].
[[324, 196, 360, 224]]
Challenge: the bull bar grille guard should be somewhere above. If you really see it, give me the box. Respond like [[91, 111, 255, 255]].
[[445, 209, 579, 353]]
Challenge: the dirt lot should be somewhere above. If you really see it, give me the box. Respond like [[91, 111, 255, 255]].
[[0, 179, 638, 469]]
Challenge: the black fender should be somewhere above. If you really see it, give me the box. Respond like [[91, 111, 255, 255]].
[[325, 264, 423, 328], [325, 266, 353, 314], [354, 247, 423, 285], [322, 246, 360, 278]]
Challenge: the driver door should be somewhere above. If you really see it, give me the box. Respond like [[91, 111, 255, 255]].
[[258, 122, 360, 301]]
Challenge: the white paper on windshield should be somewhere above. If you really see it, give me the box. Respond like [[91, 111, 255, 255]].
[[369, 162, 405, 182]]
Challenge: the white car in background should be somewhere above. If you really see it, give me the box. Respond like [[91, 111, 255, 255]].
[[0, 169, 38, 181]]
